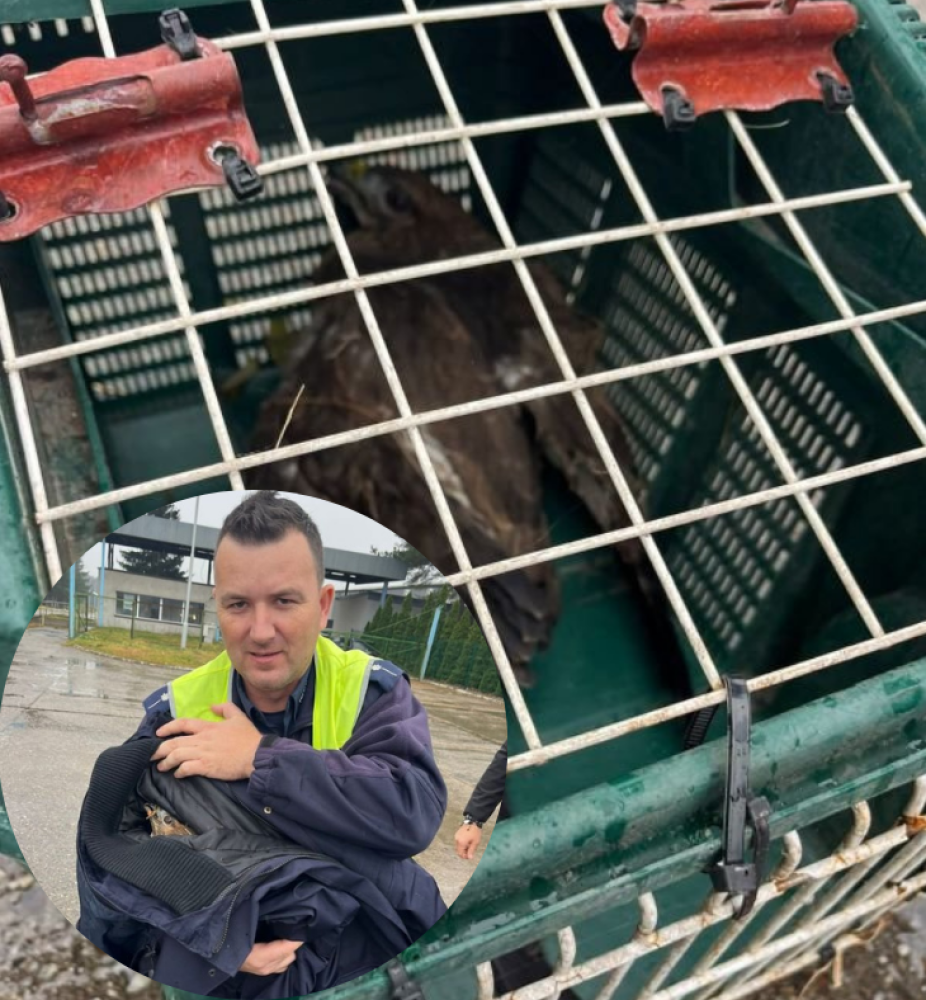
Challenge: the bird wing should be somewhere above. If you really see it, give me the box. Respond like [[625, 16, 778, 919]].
[[377, 247, 690, 696], [394, 256, 643, 534], [248, 280, 560, 677]]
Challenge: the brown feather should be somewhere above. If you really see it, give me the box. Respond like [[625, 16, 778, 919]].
[[249, 167, 673, 685]]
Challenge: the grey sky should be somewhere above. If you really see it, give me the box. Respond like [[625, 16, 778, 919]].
[[80, 490, 409, 586], [171, 492, 403, 552]]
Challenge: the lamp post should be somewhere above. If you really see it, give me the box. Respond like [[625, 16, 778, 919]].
[[180, 497, 200, 650]]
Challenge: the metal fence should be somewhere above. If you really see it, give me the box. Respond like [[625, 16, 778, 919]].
[[30, 592, 220, 643]]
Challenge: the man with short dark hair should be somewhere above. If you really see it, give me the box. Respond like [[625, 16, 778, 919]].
[[77, 492, 448, 997]]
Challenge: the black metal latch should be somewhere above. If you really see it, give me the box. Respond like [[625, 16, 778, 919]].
[[160, 8, 200, 61], [707, 676, 771, 919]]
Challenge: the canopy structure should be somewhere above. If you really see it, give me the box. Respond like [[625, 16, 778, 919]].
[[105, 519, 408, 590]]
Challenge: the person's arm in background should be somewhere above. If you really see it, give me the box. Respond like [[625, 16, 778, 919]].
[[455, 741, 507, 860]]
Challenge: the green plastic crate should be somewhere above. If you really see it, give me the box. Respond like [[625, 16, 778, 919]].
[[2, 1, 926, 998]]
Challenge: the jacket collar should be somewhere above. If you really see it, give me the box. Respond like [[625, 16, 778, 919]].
[[232, 660, 315, 738]]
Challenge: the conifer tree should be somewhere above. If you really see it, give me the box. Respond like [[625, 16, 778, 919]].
[[118, 504, 187, 581]]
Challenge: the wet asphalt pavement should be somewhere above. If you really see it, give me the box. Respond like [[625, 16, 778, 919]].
[[0, 627, 507, 927]]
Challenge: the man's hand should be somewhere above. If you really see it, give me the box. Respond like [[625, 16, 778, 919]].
[[151, 702, 262, 780], [454, 823, 482, 860], [239, 940, 303, 976]]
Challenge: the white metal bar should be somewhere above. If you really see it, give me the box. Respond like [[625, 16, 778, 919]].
[[434, 432, 916, 583], [6, 182, 913, 374], [770, 779, 926, 972], [726, 111, 926, 449], [31, 418, 926, 537], [246, 0, 542, 750], [702, 803, 871, 999], [506, 613, 926, 770], [0, 284, 61, 583], [86, 0, 115, 60], [476, 962, 496, 1000], [87, 0, 244, 491], [594, 893, 660, 1000], [639, 894, 727, 999], [260, 101, 651, 175], [639, 893, 659, 931], [550, 928, 578, 1000], [492, 831, 923, 1000], [215, 0, 604, 51], [846, 106, 926, 244], [147, 204, 245, 490], [11, 300, 926, 531], [687, 832, 803, 1000], [401, 0, 721, 689], [546, 9, 884, 641], [708, 949, 831, 1000]]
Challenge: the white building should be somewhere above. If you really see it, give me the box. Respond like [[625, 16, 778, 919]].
[[93, 511, 411, 638], [96, 567, 218, 637], [331, 583, 446, 635]]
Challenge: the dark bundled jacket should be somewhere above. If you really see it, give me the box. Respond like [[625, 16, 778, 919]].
[[77, 660, 448, 997]]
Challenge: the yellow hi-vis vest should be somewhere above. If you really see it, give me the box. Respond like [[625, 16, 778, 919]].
[[167, 635, 374, 750]]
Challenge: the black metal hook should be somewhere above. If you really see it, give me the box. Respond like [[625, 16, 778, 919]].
[[707, 676, 771, 919], [160, 9, 200, 61]]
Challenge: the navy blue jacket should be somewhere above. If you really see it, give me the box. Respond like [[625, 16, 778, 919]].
[[77, 658, 447, 997]]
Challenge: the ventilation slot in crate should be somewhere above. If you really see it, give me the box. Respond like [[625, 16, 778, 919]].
[[668, 341, 867, 662], [600, 239, 736, 498], [516, 131, 614, 299], [40, 206, 192, 402]]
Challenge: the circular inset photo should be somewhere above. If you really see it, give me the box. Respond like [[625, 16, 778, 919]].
[[0, 490, 507, 998]]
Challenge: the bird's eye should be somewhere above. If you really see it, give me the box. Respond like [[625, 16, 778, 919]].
[[385, 187, 413, 214]]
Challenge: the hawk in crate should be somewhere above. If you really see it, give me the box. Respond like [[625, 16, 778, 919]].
[[248, 165, 684, 689]]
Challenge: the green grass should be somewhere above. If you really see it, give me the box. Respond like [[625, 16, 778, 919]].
[[67, 627, 222, 669]]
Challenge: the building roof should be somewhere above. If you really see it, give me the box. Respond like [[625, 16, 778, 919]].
[[107, 517, 409, 585], [98, 567, 215, 593], [336, 584, 439, 601], [107, 518, 219, 562]]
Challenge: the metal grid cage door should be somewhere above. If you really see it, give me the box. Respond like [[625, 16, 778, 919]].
[[1, 1, 926, 999]]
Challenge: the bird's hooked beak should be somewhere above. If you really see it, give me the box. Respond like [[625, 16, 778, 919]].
[[325, 161, 377, 230]]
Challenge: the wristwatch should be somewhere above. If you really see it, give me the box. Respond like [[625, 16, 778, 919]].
[[462, 814, 484, 828]]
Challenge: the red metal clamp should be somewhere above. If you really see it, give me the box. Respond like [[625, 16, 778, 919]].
[[0, 9, 262, 242], [603, 0, 858, 130]]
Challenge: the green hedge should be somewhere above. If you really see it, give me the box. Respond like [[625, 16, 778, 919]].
[[362, 588, 502, 695]]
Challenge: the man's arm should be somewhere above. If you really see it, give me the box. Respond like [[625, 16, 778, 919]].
[[463, 741, 507, 823], [237, 672, 447, 859]]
